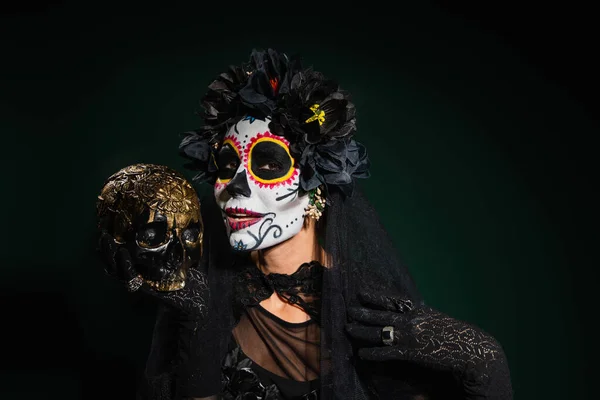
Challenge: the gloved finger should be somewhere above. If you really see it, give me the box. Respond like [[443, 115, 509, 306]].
[[187, 268, 209, 288], [358, 292, 414, 313], [115, 247, 138, 282], [347, 307, 407, 326], [115, 247, 155, 295], [160, 272, 210, 318], [345, 323, 382, 345], [98, 231, 118, 276], [357, 346, 410, 362]]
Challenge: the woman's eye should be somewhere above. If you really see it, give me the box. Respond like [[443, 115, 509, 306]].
[[258, 162, 282, 171], [224, 161, 238, 170]]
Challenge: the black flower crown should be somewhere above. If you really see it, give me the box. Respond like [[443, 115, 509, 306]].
[[179, 48, 370, 196]]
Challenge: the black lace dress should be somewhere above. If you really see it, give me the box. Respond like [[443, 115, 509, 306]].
[[220, 261, 325, 400]]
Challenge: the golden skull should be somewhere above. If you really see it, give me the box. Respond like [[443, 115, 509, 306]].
[[96, 163, 202, 291]]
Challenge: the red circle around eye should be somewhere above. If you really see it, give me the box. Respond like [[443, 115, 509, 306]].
[[214, 181, 227, 190], [222, 136, 242, 157], [245, 131, 297, 188]]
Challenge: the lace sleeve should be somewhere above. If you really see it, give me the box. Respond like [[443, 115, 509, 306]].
[[346, 293, 513, 399]]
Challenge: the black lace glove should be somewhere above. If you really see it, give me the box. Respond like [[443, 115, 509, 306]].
[[346, 292, 513, 400], [98, 230, 209, 318]]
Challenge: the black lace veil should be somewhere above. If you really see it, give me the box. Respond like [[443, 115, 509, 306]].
[[318, 185, 423, 399]]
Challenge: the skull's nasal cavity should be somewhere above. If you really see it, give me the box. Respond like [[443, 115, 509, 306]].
[[166, 233, 184, 270]]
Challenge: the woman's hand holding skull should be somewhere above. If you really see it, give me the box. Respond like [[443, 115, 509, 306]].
[[98, 230, 210, 319]]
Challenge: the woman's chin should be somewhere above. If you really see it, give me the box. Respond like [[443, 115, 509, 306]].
[[228, 230, 253, 251]]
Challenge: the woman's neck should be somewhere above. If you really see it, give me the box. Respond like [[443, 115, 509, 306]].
[[252, 219, 323, 275]]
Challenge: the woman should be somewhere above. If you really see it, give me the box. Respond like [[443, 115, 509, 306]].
[[100, 48, 512, 399]]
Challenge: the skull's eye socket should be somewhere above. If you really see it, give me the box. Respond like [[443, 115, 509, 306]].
[[182, 223, 201, 243], [136, 221, 168, 248]]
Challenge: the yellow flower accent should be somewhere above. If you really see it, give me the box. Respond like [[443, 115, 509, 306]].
[[305, 104, 326, 125]]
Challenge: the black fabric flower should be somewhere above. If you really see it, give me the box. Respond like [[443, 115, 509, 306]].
[[179, 48, 370, 195], [271, 69, 356, 143], [200, 48, 300, 136], [221, 346, 280, 400], [238, 48, 301, 115], [268, 68, 369, 195], [301, 137, 370, 196], [179, 129, 219, 183]]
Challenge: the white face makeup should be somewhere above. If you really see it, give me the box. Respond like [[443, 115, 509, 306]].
[[214, 116, 309, 251]]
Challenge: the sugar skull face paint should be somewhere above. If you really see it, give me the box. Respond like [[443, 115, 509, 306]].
[[214, 116, 309, 251]]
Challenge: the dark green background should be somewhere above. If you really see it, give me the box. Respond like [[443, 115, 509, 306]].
[[1, 3, 595, 399]]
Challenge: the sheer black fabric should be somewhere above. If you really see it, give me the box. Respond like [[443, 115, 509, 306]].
[[318, 185, 424, 399], [221, 258, 323, 399], [136, 305, 179, 400], [221, 341, 320, 400], [233, 306, 320, 382], [221, 306, 321, 399]]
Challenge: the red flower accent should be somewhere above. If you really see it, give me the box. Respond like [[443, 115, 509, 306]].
[[269, 77, 279, 94]]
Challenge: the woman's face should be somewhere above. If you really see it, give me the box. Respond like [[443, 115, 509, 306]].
[[214, 116, 309, 251]]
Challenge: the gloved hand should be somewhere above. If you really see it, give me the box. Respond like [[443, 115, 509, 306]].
[[97, 230, 209, 318], [346, 292, 513, 399]]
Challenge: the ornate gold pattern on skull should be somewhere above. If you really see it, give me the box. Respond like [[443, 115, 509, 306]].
[[97, 163, 202, 291]]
